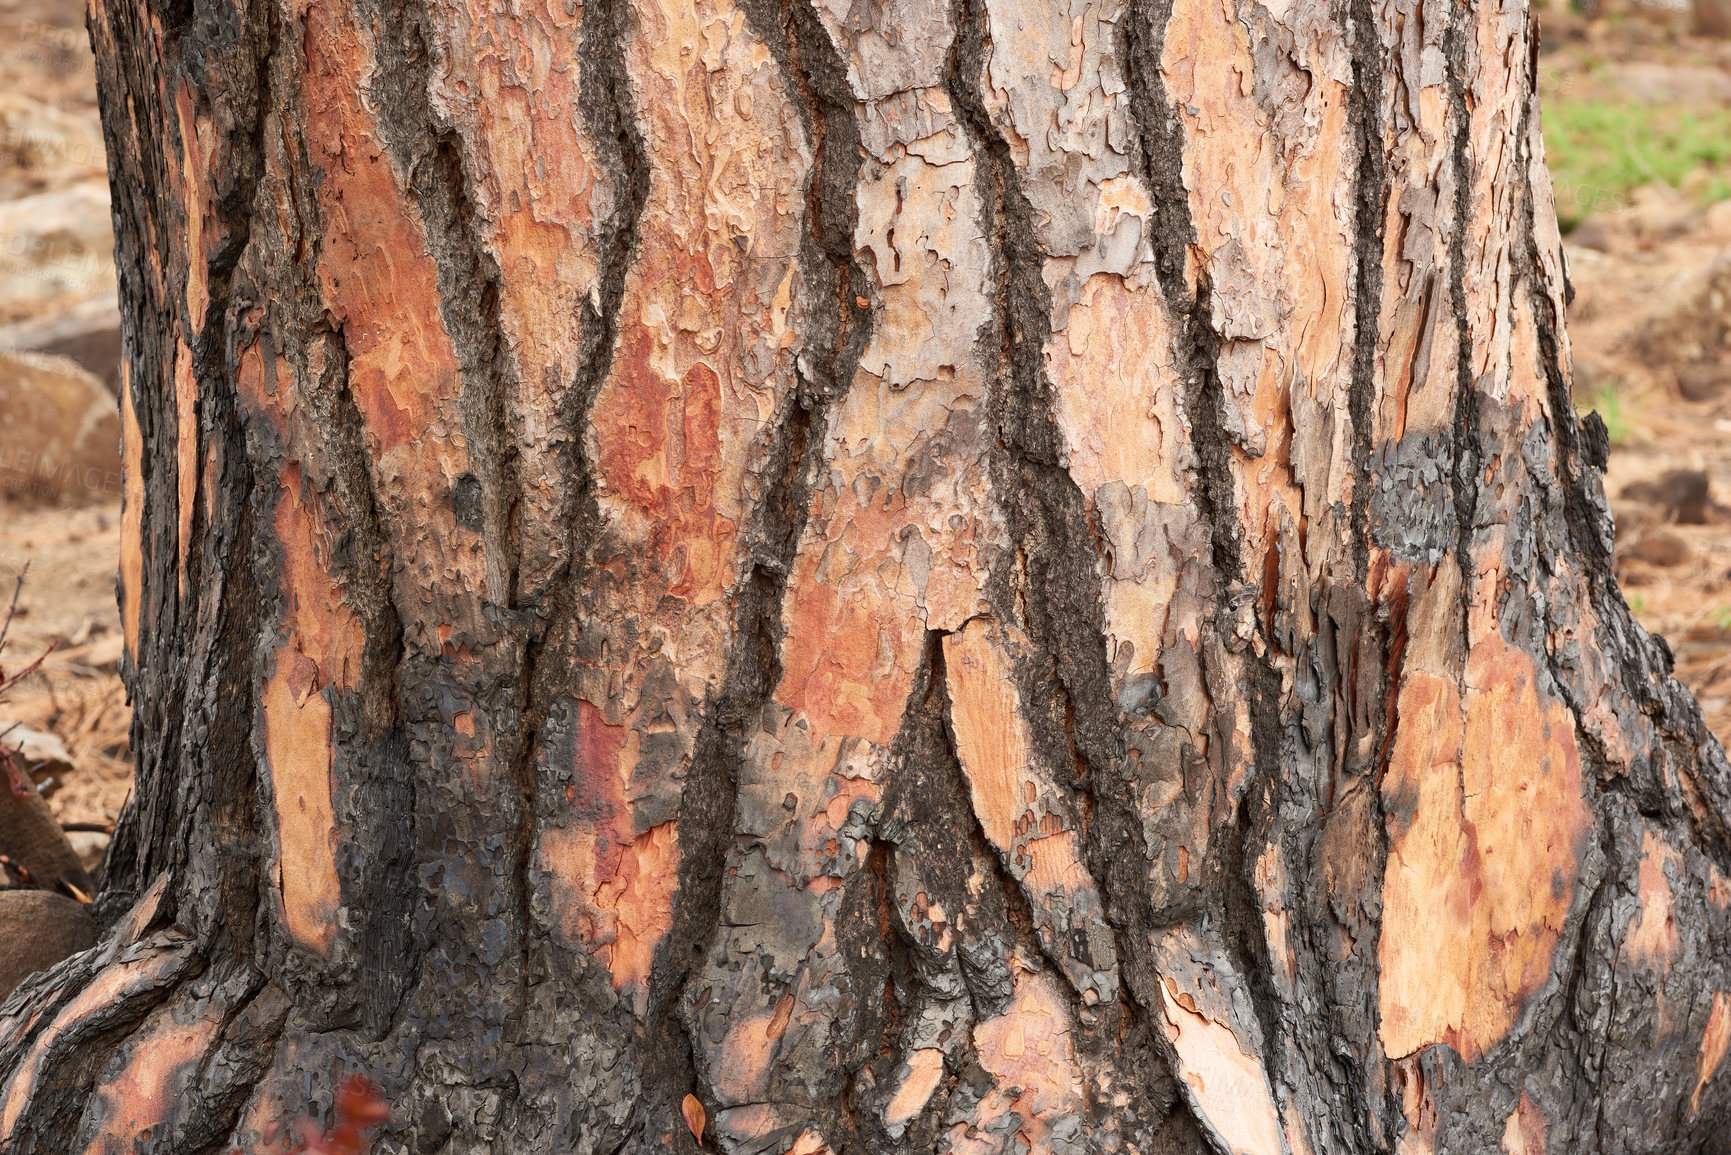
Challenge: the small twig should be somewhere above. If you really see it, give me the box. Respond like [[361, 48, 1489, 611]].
[[0, 566, 27, 655], [59, 822, 114, 835], [0, 855, 37, 887]]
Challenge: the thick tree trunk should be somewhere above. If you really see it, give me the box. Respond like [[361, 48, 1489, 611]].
[[2, 0, 1730, 1151]]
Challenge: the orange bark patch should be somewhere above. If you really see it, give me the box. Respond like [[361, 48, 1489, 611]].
[[263, 647, 341, 955], [174, 339, 197, 598], [0, 938, 193, 1138], [1380, 624, 1592, 1062], [273, 467, 363, 694], [422, 0, 607, 591], [77, 997, 220, 1155], [591, 350, 735, 606], [1500, 1091, 1548, 1155], [540, 702, 679, 1014], [584, 0, 811, 612], [172, 82, 209, 333], [775, 505, 937, 747], [1623, 829, 1682, 975], [1051, 274, 1186, 507], [257, 459, 362, 956], [965, 972, 1085, 1150], [1694, 992, 1731, 1117], [120, 361, 143, 663], [1157, 978, 1285, 1155], [943, 621, 1032, 850], [783, 1131, 833, 1155], [884, 1048, 946, 1131], [301, 0, 460, 457], [714, 1006, 784, 1103]]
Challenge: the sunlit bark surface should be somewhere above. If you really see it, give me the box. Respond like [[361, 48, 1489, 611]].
[[2, 0, 1730, 1151]]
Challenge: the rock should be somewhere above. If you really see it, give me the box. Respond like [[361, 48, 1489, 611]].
[[0, 765, 93, 898], [1625, 529, 1693, 567], [1568, 215, 1616, 254], [0, 93, 104, 200], [1636, 253, 1731, 366], [1677, 360, 1731, 402], [0, 290, 120, 393], [1622, 469, 1712, 525], [0, 349, 121, 505], [1695, 0, 1731, 36], [0, 889, 96, 1002], [1627, 183, 1700, 242], [1707, 199, 1731, 242], [0, 180, 115, 317]]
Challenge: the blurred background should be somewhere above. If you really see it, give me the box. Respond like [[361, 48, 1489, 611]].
[[0, 0, 1729, 868], [1, 0, 130, 877]]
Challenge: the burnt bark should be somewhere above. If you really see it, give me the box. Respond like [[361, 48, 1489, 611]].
[[1, 0, 1729, 1152]]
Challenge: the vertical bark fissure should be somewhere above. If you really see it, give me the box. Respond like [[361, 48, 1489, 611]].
[[310, 323, 419, 1034], [645, 0, 874, 1130], [180, 0, 278, 962], [1346, 0, 1388, 586], [1123, 0, 1242, 583], [354, 0, 549, 1013], [824, 633, 949, 1152], [1328, 4, 1402, 1144], [943, 10, 1218, 1147], [1443, 0, 1485, 637], [360, 0, 523, 603], [1125, 2, 1301, 1093], [943, 0, 1120, 1014], [480, 0, 650, 1020]]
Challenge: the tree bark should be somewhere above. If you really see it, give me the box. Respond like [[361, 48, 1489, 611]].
[[2, 0, 1730, 1151]]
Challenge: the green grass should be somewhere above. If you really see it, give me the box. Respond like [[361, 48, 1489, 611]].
[[1577, 380, 1638, 445], [1542, 89, 1731, 229]]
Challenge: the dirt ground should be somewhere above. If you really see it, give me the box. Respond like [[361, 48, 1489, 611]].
[[4, 0, 1731, 875], [1538, 7, 1731, 741]]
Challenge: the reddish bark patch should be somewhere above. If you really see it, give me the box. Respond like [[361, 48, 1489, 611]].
[[1622, 829, 1682, 975], [76, 994, 220, 1155], [540, 701, 678, 1013], [1694, 992, 1731, 1117], [300, 0, 460, 457], [1500, 1091, 1548, 1155]]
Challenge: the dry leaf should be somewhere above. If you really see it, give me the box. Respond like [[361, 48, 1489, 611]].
[[681, 1093, 705, 1144]]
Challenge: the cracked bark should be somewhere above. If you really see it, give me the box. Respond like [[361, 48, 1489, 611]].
[[3, 0, 1731, 1152]]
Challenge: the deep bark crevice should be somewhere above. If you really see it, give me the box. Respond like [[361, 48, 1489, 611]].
[[1346, 0, 1388, 589], [355, 0, 546, 1022], [1443, 0, 1486, 646], [1122, 0, 1241, 585], [646, 0, 874, 1141]]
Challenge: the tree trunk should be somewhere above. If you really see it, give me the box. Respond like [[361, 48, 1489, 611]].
[[3, 0, 1730, 1151]]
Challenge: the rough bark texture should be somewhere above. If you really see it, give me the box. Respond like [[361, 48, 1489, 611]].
[[2, 0, 1730, 1152]]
